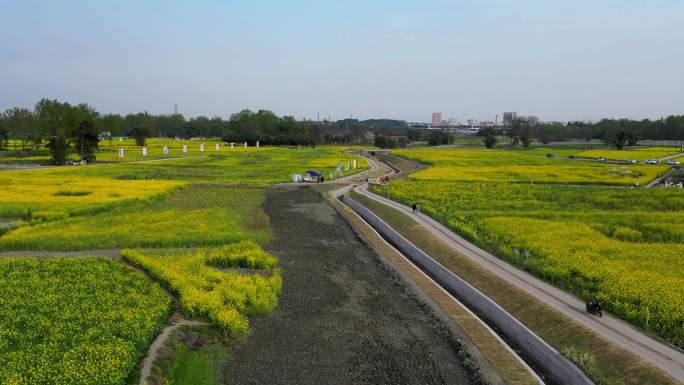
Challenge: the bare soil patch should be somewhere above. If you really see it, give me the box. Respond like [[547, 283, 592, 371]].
[[222, 185, 476, 385]]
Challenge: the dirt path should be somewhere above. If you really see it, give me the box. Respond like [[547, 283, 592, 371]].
[[0, 249, 121, 258], [138, 314, 210, 385], [356, 156, 684, 382], [222, 185, 477, 385]]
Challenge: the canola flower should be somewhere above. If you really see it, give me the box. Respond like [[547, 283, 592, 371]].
[[122, 241, 281, 337], [392, 147, 669, 186], [373, 146, 684, 345], [0, 257, 172, 385], [0, 169, 182, 219]]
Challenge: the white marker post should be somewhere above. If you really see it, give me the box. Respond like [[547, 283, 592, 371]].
[[215, 143, 220, 151], [244, 142, 247, 148], [230, 142, 234, 150], [200, 143, 205, 152], [163, 146, 169, 156], [142, 147, 147, 157], [118, 148, 124, 158], [256, 140, 260, 148], [182, 145, 187, 154]]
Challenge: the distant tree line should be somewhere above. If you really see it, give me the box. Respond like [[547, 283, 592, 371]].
[[479, 116, 684, 149], [0, 99, 417, 164]]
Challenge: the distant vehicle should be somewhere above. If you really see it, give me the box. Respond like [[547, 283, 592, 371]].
[[546, 153, 555, 158], [303, 170, 321, 183], [645, 159, 659, 164], [597, 157, 606, 162], [666, 160, 680, 165], [627, 159, 637, 164], [65, 160, 76, 166]]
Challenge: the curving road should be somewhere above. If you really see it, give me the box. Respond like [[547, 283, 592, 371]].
[[353, 154, 684, 383]]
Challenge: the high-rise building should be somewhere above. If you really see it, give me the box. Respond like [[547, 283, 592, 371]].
[[431, 112, 442, 125], [503, 112, 517, 124]]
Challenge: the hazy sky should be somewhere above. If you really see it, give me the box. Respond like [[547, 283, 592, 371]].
[[1, 0, 683, 122]]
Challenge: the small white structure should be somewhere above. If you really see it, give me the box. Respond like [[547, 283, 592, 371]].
[[118, 148, 125, 158], [244, 142, 247, 148], [163, 146, 169, 156], [200, 143, 205, 152], [215, 143, 220, 151], [142, 147, 147, 157], [256, 140, 260, 148], [182, 145, 188, 154]]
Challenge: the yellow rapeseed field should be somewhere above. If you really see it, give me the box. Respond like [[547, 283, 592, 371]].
[[378, 146, 684, 345], [122, 242, 281, 337], [0, 168, 182, 219], [0, 257, 171, 385]]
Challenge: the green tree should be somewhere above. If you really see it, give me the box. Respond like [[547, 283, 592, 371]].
[[0, 118, 8, 149], [406, 129, 422, 141], [131, 125, 151, 146], [35, 99, 71, 164], [428, 130, 453, 146], [74, 119, 99, 162], [100, 114, 123, 148], [483, 135, 498, 149], [520, 134, 533, 148], [374, 135, 396, 149], [614, 131, 627, 150], [3, 107, 35, 151]]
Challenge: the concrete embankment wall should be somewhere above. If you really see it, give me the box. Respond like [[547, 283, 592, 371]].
[[340, 193, 594, 385]]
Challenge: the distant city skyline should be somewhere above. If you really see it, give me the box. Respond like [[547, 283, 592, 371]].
[[1, 0, 683, 123]]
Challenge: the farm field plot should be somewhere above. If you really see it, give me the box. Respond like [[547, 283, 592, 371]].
[[0, 138, 224, 165], [0, 184, 270, 251], [95, 138, 225, 162], [0, 145, 369, 384], [122, 242, 281, 337], [59, 146, 367, 183], [0, 257, 172, 385], [393, 147, 668, 185], [0, 171, 182, 220], [375, 147, 684, 347], [575, 146, 684, 161]]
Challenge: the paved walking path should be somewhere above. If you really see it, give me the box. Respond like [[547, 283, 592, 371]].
[[353, 155, 684, 383]]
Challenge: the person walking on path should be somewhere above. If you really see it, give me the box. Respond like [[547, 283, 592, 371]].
[[412, 203, 418, 214]]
